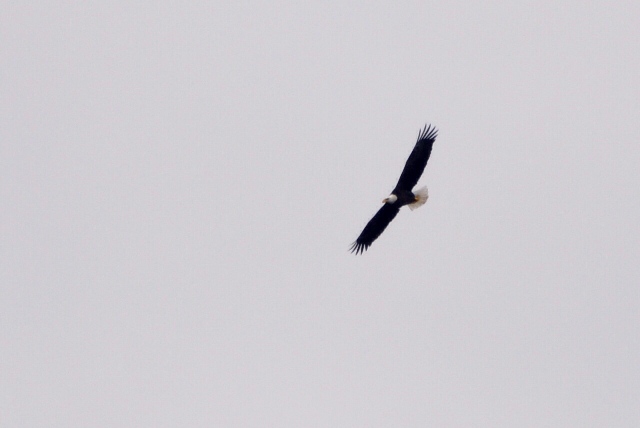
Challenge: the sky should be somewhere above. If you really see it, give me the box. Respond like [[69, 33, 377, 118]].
[[2, 1, 639, 427]]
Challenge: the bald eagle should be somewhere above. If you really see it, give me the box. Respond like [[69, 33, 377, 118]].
[[350, 124, 438, 254]]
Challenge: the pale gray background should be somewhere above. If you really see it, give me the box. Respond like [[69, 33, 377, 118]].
[[2, 2, 639, 427]]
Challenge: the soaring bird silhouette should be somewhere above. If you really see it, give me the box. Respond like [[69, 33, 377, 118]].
[[350, 124, 438, 254]]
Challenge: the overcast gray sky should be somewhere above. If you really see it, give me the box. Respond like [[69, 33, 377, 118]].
[[2, 2, 639, 427]]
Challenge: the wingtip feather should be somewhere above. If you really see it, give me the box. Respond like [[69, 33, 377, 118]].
[[417, 123, 438, 142], [349, 241, 369, 255]]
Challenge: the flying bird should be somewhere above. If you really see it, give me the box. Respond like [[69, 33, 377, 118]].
[[350, 124, 438, 254]]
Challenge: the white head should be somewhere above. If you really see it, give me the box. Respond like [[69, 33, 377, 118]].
[[382, 194, 398, 204]]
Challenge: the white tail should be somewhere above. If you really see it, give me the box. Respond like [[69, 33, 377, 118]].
[[408, 186, 429, 211]]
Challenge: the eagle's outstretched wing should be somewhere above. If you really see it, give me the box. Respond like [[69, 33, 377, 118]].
[[349, 203, 401, 254], [393, 124, 437, 192]]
